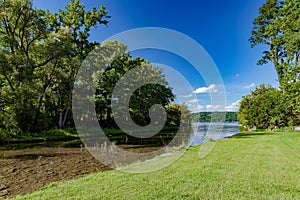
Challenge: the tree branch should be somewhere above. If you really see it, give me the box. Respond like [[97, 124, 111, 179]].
[[3, 73, 15, 92], [34, 55, 57, 69]]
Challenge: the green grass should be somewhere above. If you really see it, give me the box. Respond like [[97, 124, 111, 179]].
[[0, 129, 80, 150], [2, 129, 79, 143], [14, 132, 300, 199]]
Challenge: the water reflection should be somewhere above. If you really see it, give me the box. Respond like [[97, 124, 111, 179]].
[[189, 122, 240, 146]]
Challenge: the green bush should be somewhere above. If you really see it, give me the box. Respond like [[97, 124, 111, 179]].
[[239, 83, 300, 130]]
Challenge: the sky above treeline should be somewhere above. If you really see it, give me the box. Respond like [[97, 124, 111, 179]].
[[33, 0, 278, 112]]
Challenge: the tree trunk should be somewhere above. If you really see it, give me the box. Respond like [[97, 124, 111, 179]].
[[60, 89, 72, 128], [58, 112, 63, 128], [62, 106, 69, 128]]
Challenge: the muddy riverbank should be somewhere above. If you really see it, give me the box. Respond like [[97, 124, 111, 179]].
[[0, 145, 161, 199]]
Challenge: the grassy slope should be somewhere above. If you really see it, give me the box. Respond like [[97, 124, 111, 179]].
[[14, 132, 300, 200]]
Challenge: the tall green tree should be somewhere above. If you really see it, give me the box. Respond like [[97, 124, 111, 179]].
[[249, 0, 300, 85], [0, 0, 109, 133], [241, 0, 300, 130], [48, 0, 110, 128], [0, 0, 71, 132], [94, 41, 175, 128]]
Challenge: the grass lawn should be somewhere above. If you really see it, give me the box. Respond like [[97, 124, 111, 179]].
[[14, 132, 300, 200]]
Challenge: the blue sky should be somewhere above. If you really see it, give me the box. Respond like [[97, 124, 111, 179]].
[[33, 0, 278, 112]]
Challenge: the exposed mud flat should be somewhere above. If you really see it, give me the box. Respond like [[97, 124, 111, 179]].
[[0, 145, 161, 199]]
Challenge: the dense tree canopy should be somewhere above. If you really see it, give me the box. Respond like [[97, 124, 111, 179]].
[[0, 0, 191, 142], [240, 0, 300, 130], [250, 0, 300, 85], [0, 0, 110, 136], [93, 41, 186, 128], [239, 83, 300, 129]]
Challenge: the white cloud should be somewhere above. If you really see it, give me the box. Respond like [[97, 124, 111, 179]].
[[232, 100, 240, 106], [243, 83, 255, 89], [194, 84, 218, 94], [202, 100, 241, 112], [193, 105, 205, 113], [224, 100, 240, 111], [185, 99, 204, 113], [205, 105, 213, 110], [226, 100, 240, 111], [206, 104, 221, 110], [179, 93, 193, 98], [188, 103, 204, 113], [235, 74, 240, 77], [183, 98, 241, 113], [187, 99, 198, 104], [225, 105, 234, 111]]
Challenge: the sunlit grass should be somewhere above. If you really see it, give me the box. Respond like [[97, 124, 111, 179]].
[[14, 132, 300, 200]]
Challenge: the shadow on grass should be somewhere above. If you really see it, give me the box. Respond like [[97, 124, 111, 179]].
[[227, 131, 275, 139]]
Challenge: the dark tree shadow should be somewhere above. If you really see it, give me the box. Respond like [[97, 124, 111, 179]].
[[226, 131, 275, 139]]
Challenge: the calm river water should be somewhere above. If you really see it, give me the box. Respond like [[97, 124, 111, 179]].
[[189, 122, 241, 146]]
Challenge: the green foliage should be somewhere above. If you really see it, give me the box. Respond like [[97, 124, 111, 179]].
[[94, 41, 190, 129], [166, 103, 193, 126], [281, 80, 300, 126], [0, 0, 109, 134], [243, 0, 300, 129], [238, 84, 300, 129], [250, 0, 300, 85], [193, 112, 238, 122], [0, 0, 190, 142]]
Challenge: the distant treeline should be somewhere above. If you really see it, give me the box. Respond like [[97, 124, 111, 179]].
[[193, 112, 238, 122]]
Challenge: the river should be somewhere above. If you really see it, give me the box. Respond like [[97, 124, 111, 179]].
[[189, 122, 241, 146]]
